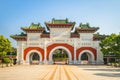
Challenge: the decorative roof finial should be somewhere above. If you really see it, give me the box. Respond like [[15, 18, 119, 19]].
[[66, 18, 68, 23], [52, 18, 55, 23]]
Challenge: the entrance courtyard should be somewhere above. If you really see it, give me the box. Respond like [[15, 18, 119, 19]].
[[0, 65, 120, 80]]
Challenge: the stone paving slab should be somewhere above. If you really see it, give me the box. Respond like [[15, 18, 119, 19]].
[[0, 65, 120, 80]]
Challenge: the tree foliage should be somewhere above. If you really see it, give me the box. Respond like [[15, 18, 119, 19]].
[[10, 47, 17, 55], [53, 49, 68, 61], [99, 33, 120, 56], [0, 35, 12, 57]]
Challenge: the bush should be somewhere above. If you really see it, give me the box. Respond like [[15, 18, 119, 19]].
[[3, 58, 11, 66]]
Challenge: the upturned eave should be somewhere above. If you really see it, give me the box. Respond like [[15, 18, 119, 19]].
[[21, 27, 45, 33], [10, 35, 27, 41]]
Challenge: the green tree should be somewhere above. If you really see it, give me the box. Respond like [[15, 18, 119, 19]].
[[113, 34, 120, 56], [100, 34, 115, 55], [0, 35, 12, 67], [0, 35, 12, 52], [99, 33, 120, 63], [11, 47, 17, 55]]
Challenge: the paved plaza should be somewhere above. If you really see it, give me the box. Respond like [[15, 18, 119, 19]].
[[0, 65, 120, 80]]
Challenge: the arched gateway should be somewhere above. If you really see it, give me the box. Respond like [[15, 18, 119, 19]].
[[11, 18, 104, 65], [47, 43, 74, 64], [49, 46, 72, 64], [78, 50, 95, 64], [26, 50, 43, 64]]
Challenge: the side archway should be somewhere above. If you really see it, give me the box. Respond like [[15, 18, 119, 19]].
[[76, 47, 97, 60], [24, 47, 44, 60], [78, 50, 95, 64], [26, 50, 42, 64]]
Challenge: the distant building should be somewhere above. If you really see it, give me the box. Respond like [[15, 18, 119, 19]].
[[11, 18, 105, 64]]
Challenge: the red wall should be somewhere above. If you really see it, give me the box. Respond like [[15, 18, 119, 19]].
[[76, 47, 97, 60], [23, 46, 96, 62], [24, 47, 44, 60]]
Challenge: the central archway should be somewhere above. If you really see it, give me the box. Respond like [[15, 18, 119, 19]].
[[49, 46, 72, 64], [52, 49, 68, 64]]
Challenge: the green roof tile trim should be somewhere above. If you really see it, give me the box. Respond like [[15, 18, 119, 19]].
[[10, 32, 27, 37], [48, 18, 75, 24], [29, 23, 42, 29], [79, 23, 99, 29], [16, 32, 27, 36], [51, 18, 73, 24], [21, 23, 42, 29], [93, 33, 108, 39], [45, 18, 75, 30]]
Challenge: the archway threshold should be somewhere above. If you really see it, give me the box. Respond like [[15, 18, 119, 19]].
[[53, 61, 68, 65], [30, 60, 40, 65]]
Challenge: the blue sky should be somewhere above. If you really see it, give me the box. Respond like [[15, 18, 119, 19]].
[[0, 0, 120, 47]]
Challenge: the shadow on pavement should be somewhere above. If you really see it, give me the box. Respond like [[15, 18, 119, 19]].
[[94, 73, 120, 77], [84, 69, 120, 72]]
